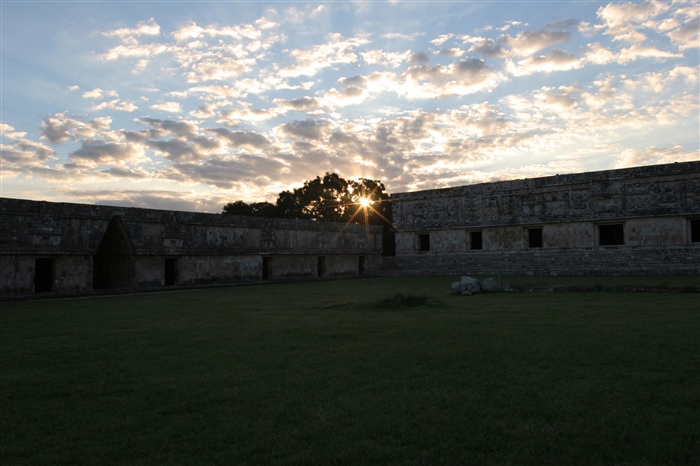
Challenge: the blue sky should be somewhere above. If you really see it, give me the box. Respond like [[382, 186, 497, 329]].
[[1, 1, 698, 212]]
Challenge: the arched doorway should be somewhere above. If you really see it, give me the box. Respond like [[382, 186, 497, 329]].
[[93, 216, 135, 290]]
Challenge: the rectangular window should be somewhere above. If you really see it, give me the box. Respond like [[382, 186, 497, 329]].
[[528, 228, 543, 248], [418, 233, 430, 252], [691, 219, 700, 243], [599, 223, 625, 246], [470, 231, 483, 250]]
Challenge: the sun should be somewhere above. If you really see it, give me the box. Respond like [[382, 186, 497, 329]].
[[359, 197, 372, 207]]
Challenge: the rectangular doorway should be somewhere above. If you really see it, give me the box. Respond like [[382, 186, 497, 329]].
[[359, 256, 366, 275], [35, 258, 54, 293], [317, 256, 326, 277], [164, 258, 178, 286], [262, 257, 271, 280]]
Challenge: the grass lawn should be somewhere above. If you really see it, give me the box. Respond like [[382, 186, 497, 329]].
[[1, 276, 699, 465]]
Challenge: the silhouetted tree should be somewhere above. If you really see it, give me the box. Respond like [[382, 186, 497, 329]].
[[222, 200, 276, 217], [222, 172, 392, 226]]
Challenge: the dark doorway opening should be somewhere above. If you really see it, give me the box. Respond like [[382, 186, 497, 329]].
[[93, 216, 135, 290], [359, 256, 366, 275], [165, 258, 178, 286], [35, 258, 54, 293], [262, 257, 271, 280], [317, 256, 326, 277], [382, 226, 396, 256]]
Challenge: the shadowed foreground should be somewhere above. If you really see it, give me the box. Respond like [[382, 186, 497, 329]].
[[1, 276, 699, 465]]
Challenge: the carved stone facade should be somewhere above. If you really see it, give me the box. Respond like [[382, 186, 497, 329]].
[[2, 162, 699, 297], [1, 199, 383, 297], [389, 162, 700, 276]]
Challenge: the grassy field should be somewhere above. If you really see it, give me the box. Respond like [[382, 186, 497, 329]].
[[1, 276, 699, 465]]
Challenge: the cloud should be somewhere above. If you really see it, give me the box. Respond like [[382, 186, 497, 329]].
[[320, 86, 369, 108], [360, 49, 411, 67], [103, 18, 161, 38], [508, 49, 581, 76], [40, 113, 113, 144], [1, 138, 56, 164], [3, 3, 698, 210], [464, 36, 506, 57], [616, 145, 699, 168], [68, 139, 145, 167], [408, 52, 430, 65], [399, 58, 506, 98], [597, 0, 670, 41], [278, 118, 333, 141], [64, 188, 218, 212], [185, 58, 253, 83], [434, 48, 465, 58], [280, 33, 369, 77], [209, 128, 271, 149], [83, 88, 119, 99], [151, 102, 182, 113], [92, 99, 138, 112], [169, 156, 287, 190], [667, 16, 699, 50], [0, 123, 26, 139], [273, 96, 321, 112], [505, 29, 571, 56], [217, 104, 286, 125]]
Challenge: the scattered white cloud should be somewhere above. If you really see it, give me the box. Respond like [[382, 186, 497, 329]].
[[103, 18, 161, 38], [150, 102, 182, 113], [2, 1, 698, 209]]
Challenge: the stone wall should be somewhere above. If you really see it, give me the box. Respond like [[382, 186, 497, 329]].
[[384, 245, 700, 276], [391, 162, 700, 276], [1, 198, 383, 297]]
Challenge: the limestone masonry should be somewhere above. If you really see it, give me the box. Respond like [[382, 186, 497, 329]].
[[1, 200, 383, 297], [388, 161, 699, 276], [1, 161, 699, 297]]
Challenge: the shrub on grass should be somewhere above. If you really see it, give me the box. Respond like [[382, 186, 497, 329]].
[[373, 293, 444, 308]]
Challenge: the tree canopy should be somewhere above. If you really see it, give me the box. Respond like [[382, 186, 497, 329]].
[[223, 173, 391, 226]]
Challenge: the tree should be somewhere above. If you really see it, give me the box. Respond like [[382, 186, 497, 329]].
[[222, 200, 276, 217], [222, 172, 391, 226], [276, 172, 352, 222]]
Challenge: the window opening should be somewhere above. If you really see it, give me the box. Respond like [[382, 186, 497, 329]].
[[359, 256, 366, 275], [691, 219, 700, 243], [470, 231, 483, 250], [418, 233, 430, 252], [599, 224, 625, 246], [528, 228, 543, 248]]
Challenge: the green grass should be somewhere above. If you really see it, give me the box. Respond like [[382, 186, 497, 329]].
[[2, 276, 699, 465]]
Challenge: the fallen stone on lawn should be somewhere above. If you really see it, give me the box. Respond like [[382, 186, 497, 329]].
[[460, 276, 482, 294], [481, 277, 499, 292], [451, 276, 500, 295]]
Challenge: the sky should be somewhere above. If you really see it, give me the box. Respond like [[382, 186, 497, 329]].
[[1, 1, 698, 213]]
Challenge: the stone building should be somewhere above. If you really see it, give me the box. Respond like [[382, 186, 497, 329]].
[[2, 162, 699, 298], [388, 161, 700, 276], [0, 198, 383, 297]]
